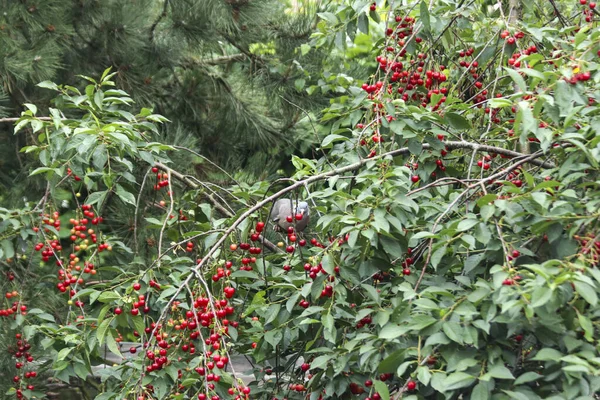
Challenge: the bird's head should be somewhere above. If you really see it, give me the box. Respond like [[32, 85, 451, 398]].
[[296, 201, 309, 218]]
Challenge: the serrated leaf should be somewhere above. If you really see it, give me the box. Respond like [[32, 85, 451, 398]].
[[488, 364, 514, 379], [532, 348, 562, 361], [514, 372, 542, 385], [574, 281, 598, 306], [442, 321, 464, 344], [504, 67, 527, 93], [419, 1, 430, 33], [457, 218, 478, 232], [374, 380, 390, 400], [444, 112, 471, 130], [531, 286, 552, 308], [379, 324, 404, 339], [116, 185, 136, 206], [357, 12, 369, 34], [444, 372, 476, 390], [105, 331, 122, 358], [97, 291, 121, 303], [264, 330, 283, 347], [86, 191, 108, 207], [471, 382, 490, 400], [97, 319, 111, 346], [378, 349, 405, 373]]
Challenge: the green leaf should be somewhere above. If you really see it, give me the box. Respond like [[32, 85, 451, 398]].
[[471, 382, 490, 400], [577, 311, 594, 342], [106, 331, 122, 358], [321, 134, 348, 147], [116, 185, 136, 206], [97, 291, 121, 303], [431, 245, 446, 269], [378, 349, 405, 373], [86, 191, 108, 207], [132, 316, 145, 337], [417, 366, 432, 386], [56, 347, 73, 361], [37, 81, 59, 91], [379, 324, 404, 340], [531, 286, 552, 308], [419, 1, 430, 33], [532, 348, 562, 361], [311, 354, 333, 370], [514, 372, 542, 385], [409, 315, 438, 331], [504, 67, 527, 93], [357, 12, 369, 34], [30, 167, 56, 176], [97, 319, 111, 346], [373, 380, 390, 400], [321, 254, 335, 275], [488, 364, 514, 379], [443, 372, 476, 390], [444, 112, 471, 130], [264, 330, 283, 347], [442, 321, 464, 344], [457, 218, 478, 232], [574, 281, 598, 306]]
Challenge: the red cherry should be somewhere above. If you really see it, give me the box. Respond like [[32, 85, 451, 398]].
[[133, 283, 141, 291], [114, 307, 122, 315], [407, 381, 417, 391], [411, 175, 420, 183]]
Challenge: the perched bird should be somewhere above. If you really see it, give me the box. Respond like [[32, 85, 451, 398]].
[[270, 199, 310, 232]]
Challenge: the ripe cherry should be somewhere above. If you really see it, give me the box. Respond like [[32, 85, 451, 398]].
[[411, 175, 420, 183], [407, 381, 417, 391]]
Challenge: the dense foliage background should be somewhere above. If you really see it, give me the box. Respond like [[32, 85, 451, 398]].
[[2, 0, 600, 400]]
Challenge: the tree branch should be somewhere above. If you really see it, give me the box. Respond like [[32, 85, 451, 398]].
[[154, 162, 284, 254], [0, 117, 51, 123]]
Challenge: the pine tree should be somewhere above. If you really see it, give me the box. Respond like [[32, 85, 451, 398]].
[[0, 0, 328, 198]]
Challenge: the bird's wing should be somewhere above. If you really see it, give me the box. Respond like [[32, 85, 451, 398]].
[[270, 199, 292, 223]]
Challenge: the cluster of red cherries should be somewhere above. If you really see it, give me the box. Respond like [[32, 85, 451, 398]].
[[9, 333, 38, 399]]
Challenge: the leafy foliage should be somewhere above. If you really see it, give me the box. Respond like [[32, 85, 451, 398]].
[[2, 1, 600, 400]]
